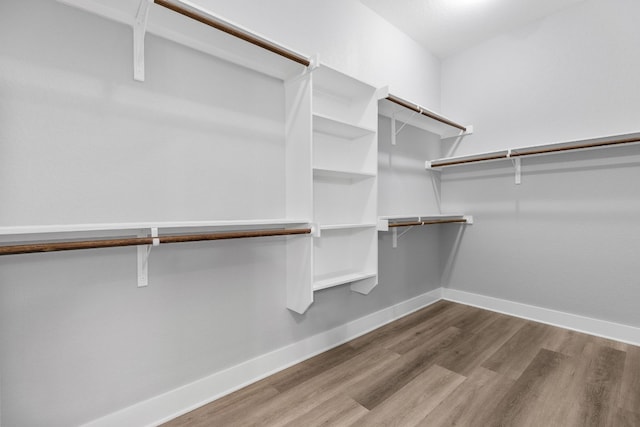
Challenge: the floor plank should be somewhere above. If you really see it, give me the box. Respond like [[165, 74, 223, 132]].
[[350, 365, 465, 426], [437, 313, 526, 376], [346, 326, 468, 410], [282, 394, 368, 427], [418, 367, 514, 427], [618, 345, 640, 415], [482, 321, 554, 380]]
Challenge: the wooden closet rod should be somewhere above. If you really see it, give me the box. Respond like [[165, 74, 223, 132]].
[[388, 219, 468, 228], [154, 0, 311, 67], [386, 94, 467, 132], [510, 136, 640, 157], [431, 152, 508, 168], [430, 136, 640, 168], [0, 228, 311, 256]]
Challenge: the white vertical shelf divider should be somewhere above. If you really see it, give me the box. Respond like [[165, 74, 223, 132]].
[[310, 65, 380, 296], [284, 70, 315, 314]]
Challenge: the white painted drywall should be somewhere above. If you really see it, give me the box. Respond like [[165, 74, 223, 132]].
[[195, 0, 442, 111], [0, 0, 442, 425], [441, 0, 640, 156], [440, 0, 640, 327]]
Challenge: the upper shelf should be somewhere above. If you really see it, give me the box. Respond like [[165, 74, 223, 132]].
[[377, 214, 473, 231], [313, 114, 376, 139], [58, 0, 311, 81], [426, 132, 640, 169], [379, 94, 472, 139]]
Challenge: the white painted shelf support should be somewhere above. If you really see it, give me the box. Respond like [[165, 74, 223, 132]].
[[391, 111, 420, 145], [137, 227, 159, 287], [511, 152, 522, 185], [392, 226, 414, 248], [133, 0, 152, 82]]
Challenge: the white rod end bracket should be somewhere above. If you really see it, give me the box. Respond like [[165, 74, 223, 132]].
[[137, 227, 158, 287], [133, 0, 152, 82]]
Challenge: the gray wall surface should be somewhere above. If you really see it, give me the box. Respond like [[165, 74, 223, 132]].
[[440, 0, 640, 326]]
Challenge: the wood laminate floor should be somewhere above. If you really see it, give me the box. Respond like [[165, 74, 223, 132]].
[[163, 301, 640, 426]]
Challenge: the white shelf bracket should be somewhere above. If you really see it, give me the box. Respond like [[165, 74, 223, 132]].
[[392, 226, 414, 249], [463, 215, 474, 225], [308, 53, 320, 72], [377, 219, 389, 232], [391, 111, 420, 145], [133, 0, 152, 82], [137, 227, 159, 287], [508, 150, 522, 185]]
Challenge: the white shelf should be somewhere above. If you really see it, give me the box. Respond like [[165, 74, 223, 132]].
[[0, 218, 310, 237], [378, 214, 467, 221], [313, 66, 377, 102], [319, 223, 377, 231], [426, 131, 640, 169], [313, 168, 376, 180], [377, 214, 473, 231], [379, 96, 471, 139], [313, 271, 377, 291], [313, 114, 376, 139], [58, 0, 308, 81]]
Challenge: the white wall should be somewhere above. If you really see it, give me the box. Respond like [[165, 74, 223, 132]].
[[0, 1, 442, 425], [440, 0, 640, 327], [441, 0, 640, 156], [197, 0, 442, 110]]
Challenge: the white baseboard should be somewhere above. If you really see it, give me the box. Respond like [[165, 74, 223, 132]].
[[82, 288, 443, 427], [442, 288, 640, 347]]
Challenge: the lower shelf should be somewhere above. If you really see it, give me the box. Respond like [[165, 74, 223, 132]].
[[313, 271, 377, 291]]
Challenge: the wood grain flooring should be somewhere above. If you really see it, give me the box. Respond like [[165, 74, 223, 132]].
[[163, 301, 640, 426]]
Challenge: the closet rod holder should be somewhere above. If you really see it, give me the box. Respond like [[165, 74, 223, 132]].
[[0, 228, 312, 256], [154, 0, 311, 67], [386, 94, 467, 132]]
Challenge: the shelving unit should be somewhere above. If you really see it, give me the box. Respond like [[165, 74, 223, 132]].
[[377, 214, 473, 248], [425, 132, 640, 185], [0, 219, 312, 287], [310, 65, 381, 296], [378, 94, 472, 143], [58, 0, 312, 81]]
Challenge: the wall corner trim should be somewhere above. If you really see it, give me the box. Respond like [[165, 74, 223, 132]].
[[442, 288, 640, 347], [81, 288, 443, 427]]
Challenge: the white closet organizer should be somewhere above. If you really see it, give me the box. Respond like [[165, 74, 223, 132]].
[[376, 93, 474, 247], [379, 94, 473, 144], [35, 0, 386, 314], [377, 215, 473, 248], [0, 220, 311, 286], [311, 66, 381, 296], [425, 132, 640, 184], [57, 0, 311, 81]]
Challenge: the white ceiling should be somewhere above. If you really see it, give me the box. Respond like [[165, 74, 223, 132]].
[[360, 0, 585, 58]]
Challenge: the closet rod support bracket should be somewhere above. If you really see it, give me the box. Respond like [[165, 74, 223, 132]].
[[441, 125, 474, 140], [308, 53, 320, 71], [133, 0, 152, 82], [509, 152, 521, 185], [137, 227, 159, 287], [392, 226, 414, 248]]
